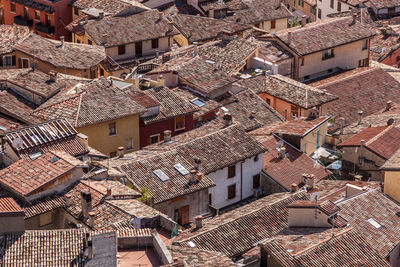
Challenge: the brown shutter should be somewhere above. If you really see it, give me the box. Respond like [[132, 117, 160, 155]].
[[0, 57, 3, 67], [12, 55, 16, 66], [18, 58, 22, 68]]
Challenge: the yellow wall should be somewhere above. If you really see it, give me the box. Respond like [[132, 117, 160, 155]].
[[13, 51, 96, 78], [301, 120, 328, 155], [295, 1, 317, 22], [261, 18, 289, 32], [77, 114, 140, 156], [173, 33, 189, 47], [384, 171, 400, 203], [299, 39, 369, 80]]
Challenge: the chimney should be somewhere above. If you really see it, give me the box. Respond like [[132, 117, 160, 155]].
[[360, 139, 365, 146], [81, 190, 92, 219], [306, 174, 315, 189], [49, 70, 58, 82], [60, 36, 65, 49], [301, 15, 307, 27], [76, 133, 89, 150], [88, 211, 95, 227], [102, 33, 108, 45], [165, 63, 170, 71], [164, 130, 172, 142], [190, 169, 197, 183], [107, 187, 112, 196], [193, 42, 199, 56], [208, 8, 214, 18], [157, 75, 165, 87], [386, 100, 392, 111], [117, 146, 124, 158], [223, 113, 232, 127], [219, 30, 233, 41], [65, 194, 72, 207], [352, 13, 357, 24], [168, 22, 174, 32], [339, 117, 345, 135], [278, 146, 286, 158], [357, 110, 363, 125], [194, 158, 202, 171], [195, 215, 203, 228], [84, 17, 88, 24], [87, 239, 93, 259], [287, 31, 292, 44], [98, 11, 104, 19], [158, 11, 163, 20], [291, 183, 298, 192], [196, 172, 203, 181]]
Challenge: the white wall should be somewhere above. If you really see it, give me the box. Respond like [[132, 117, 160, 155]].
[[288, 208, 331, 227], [207, 153, 264, 210], [317, 0, 352, 20]]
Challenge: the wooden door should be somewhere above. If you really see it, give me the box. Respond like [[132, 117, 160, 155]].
[[180, 205, 189, 225]]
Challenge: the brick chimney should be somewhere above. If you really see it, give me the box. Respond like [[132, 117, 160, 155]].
[[306, 174, 315, 189], [88, 211, 95, 227], [195, 215, 203, 228], [386, 100, 392, 111], [107, 187, 112, 197], [98, 11, 104, 19], [81, 190, 92, 219], [49, 70, 58, 82], [118, 146, 124, 158], [64, 194, 72, 207], [291, 183, 298, 192], [164, 130, 172, 142], [190, 169, 197, 183], [196, 172, 203, 181], [208, 8, 214, 18], [194, 158, 202, 171], [223, 113, 233, 127], [301, 15, 307, 27]]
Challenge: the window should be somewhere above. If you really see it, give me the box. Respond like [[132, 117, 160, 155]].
[[301, 0, 304, 7], [110, 151, 117, 158], [125, 137, 133, 150], [209, 193, 212, 206], [45, 14, 50, 26], [39, 213, 52, 227], [74, 7, 79, 16], [175, 116, 185, 131], [135, 41, 142, 57], [20, 58, 30, 68], [330, 0, 334, 8], [148, 134, 160, 145], [337, 1, 341, 11], [301, 57, 304, 66], [88, 39, 92, 45], [228, 165, 236, 178], [265, 98, 271, 105], [2, 55, 15, 67], [77, 39, 81, 44], [254, 155, 259, 162], [152, 38, 159, 49], [253, 174, 260, 189], [109, 122, 116, 136], [227, 184, 236, 199], [118, 45, 126, 55], [318, 8, 321, 19], [10, 2, 16, 13], [24, 7, 29, 19], [322, 49, 334, 60], [362, 39, 367, 50], [35, 10, 40, 20], [270, 20, 276, 29], [291, 105, 299, 117], [100, 68, 104, 76], [358, 58, 368, 67]]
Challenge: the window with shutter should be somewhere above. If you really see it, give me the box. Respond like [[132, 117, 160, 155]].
[[228, 184, 236, 199], [228, 165, 236, 178], [253, 174, 260, 189]]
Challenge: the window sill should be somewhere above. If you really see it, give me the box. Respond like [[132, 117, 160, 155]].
[[109, 133, 117, 137], [175, 127, 185, 131]]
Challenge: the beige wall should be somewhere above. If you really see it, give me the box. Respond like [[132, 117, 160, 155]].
[[261, 18, 289, 32], [384, 171, 400, 203], [301, 120, 328, 155], [106, 37, 170, 60], [77, 114, 140, 157], [288, 208, 331, 228], [299, 39, 369, 80]]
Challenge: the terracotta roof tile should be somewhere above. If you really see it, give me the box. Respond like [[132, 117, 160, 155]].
[[258, 135, 330, 190], [338, 189, 400, 258], [0, 89, 38, 124], [24, 195, 66, 218], [0, 25, 30, 55], [370, 0, 400, 9], [287, 199, 340, 216], [0, 197, 23, 213], [276, 17, 375, 56], [83, 10, 179, 47], [0, 151, 81, 197], [273, 116, 330, 136], [14, 33, 106, 70]]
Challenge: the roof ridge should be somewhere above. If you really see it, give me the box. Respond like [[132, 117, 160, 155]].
[[315, 68, 376, 88], [178, 191, 308, 242], [365, 125, 393, 146], [74, 92, 84, 127]]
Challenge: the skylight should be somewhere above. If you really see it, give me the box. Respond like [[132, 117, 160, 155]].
[[29, 151, 43, 160], [153, 169, 169, 182], [174, 163, 189, 175], [50, 157, 59, 163], [0, 126, 7, 131], [367, 218, 382, 229], [188, 241, 196, 247], [191, 98, 205, 107]]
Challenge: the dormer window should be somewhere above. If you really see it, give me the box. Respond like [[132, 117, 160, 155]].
[[322, 49, 334, 60]]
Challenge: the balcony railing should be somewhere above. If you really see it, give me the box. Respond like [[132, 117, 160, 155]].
[[14, 16, 33, 26], [35, 23, 55, 35]]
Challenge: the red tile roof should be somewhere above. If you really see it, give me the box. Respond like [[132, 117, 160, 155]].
[[287, 200, 340, 216], [0, 197, 23, 213], [258, 135, 330, 190], [274, 116, 329, 137], [339, 126, 400, 159], [0, 151, 81, 197]]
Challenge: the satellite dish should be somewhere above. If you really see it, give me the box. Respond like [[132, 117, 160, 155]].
[[387, 118, 395, 126], [11, 137, 24, 150], [310, 192, 320, 202]]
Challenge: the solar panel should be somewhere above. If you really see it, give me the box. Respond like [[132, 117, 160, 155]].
[[174, 163, 189, 175], [153, 169, 169, 182]]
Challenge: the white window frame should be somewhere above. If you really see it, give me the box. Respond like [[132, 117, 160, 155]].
[[150, 134, 160, 144], [21, 58, 30, 69], [174, 116, 185, 131], [3, 56, 12, 67], [125, 137, 133, 150]]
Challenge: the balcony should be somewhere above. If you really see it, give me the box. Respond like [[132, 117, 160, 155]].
[[14, 15, 33, 26], [35, 23, 55, 35]]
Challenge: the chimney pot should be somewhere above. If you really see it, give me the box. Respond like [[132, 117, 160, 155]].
[[164, 130, 172, 142], [287, 31, 292, 44], [60, 36, 65, 48], [223, 113, 232, 127], [81, 190, 92, 219], [65, 194, 72, 207], [195, 215, 203, 228], [118, 146, 124, 158], [106, 187, 112, 196], [291, 183, 298, 192], [88, 211, 95, 227], [386, 100, 392, 111], [102, 33, 108, 45], [196, 172, 203, 181], [190, 169, 197, 183], [168, 22, 173, 32], [98, 11, 104, 19], [301, 15, 307, 27], [357, 110, 363, 125], [352, 13, 357, 24]]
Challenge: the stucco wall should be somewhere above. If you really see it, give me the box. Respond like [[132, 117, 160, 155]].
[[261, 18, 288, 32], [300, 120, 328, 155], [288, 208, 331, 227], [317, 0, 352, 20], [384, 171, 400, 203], [77, 114, 140, 156]]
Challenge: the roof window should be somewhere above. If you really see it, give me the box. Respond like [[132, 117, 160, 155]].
[[154, 169, 169, 181]]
